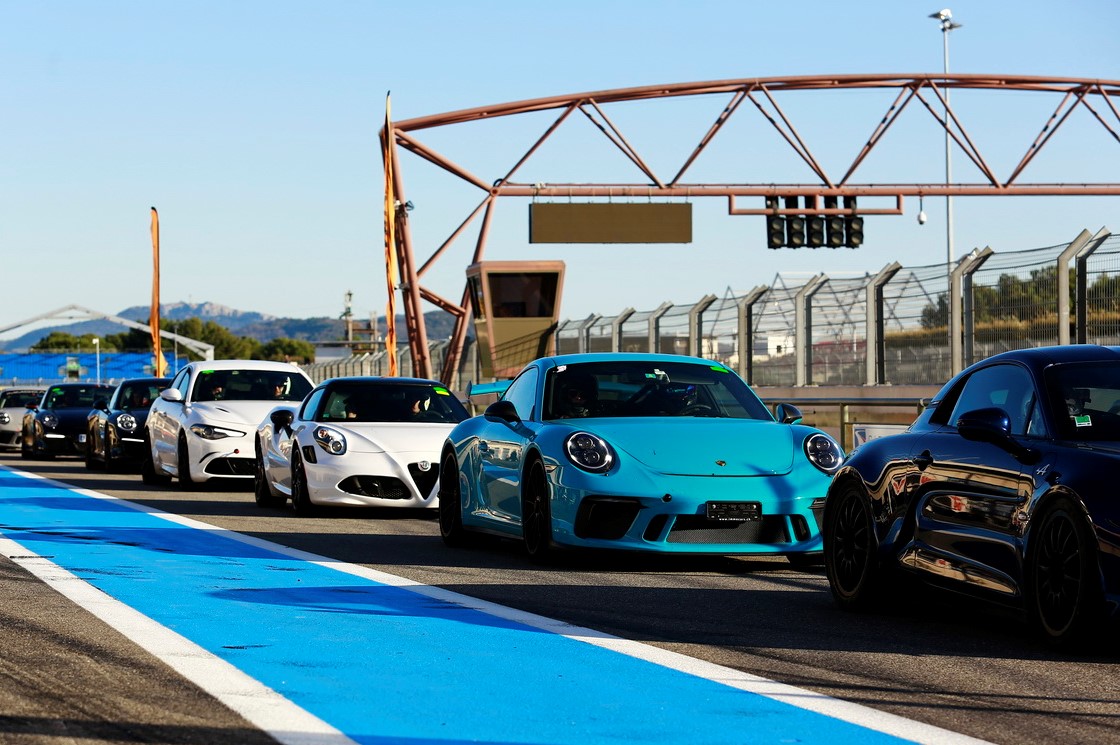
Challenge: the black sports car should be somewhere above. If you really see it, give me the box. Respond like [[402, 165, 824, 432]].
[[86, 377, 171, 471], [21, 383, 116, 458], [823, 344, 1120, 648]]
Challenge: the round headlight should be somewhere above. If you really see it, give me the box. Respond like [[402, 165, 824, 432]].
[[805, 433, 843, 474], [0, 412, 9, 425], [41, 413, 59, 429], [564, 432, 613, 473], [313, 426, 347, 456], [117, 413, 137, 431]]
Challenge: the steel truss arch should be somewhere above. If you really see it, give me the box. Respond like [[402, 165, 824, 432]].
[[381, 73, 1120, 382]]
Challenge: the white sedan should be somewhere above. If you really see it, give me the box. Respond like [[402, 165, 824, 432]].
[[254, 376, 470, 514], [143, 360, 315, 488]]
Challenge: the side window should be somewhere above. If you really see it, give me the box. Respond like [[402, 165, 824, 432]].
[[947, 364, 1036, 436], [502, 368, 539, 420], [172, 369, 190, 398], [302, 388, 326, 421]]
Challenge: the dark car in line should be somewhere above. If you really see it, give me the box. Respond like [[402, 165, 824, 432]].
[[823, 344, 1120, 649], [86, 377, 172, 471], [21, 383, 116, 458]]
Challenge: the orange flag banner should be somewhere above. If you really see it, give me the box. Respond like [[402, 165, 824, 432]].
[[382, 93, 399, 376], [150, 207, 167, 377]]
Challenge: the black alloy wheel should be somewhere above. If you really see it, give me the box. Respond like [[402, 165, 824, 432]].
[[438, 450, 467, 546], [290, 451, 317, 516], [177, 433, 197, 490], [824, 483, 880, 611], [521, 458, 553, 562], [1028, 498, 1104, 648], [84, 426, 100, 470]]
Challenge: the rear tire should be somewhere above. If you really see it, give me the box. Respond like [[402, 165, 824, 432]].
[[824, 482, 882, 611]]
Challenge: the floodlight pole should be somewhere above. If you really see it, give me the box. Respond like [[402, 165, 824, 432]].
[[932, 10, 962, 325]]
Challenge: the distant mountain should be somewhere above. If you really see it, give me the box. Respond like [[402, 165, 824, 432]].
[[0, 302, 460, 352]]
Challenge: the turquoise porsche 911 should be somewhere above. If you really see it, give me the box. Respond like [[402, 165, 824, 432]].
[[438, 353, 843, 563]]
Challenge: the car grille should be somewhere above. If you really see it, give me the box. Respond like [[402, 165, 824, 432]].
[[665, 515, 790, 545], [204, 457, 255, 477], [339, 476, 410, 500], [407, 462, 440, 499]]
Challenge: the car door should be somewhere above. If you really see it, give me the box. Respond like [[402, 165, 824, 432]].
[[150, 368, 191, 470], [477, 367, 539, 525], [902, 363, 1035, 596]]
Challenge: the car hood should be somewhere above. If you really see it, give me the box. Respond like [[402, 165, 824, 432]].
[[192, 401, 283, 432], [570, 418, 798, 476], [322, 421, 456, 455]]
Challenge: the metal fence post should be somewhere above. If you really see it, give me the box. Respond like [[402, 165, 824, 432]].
[[795, 274, 828, 387], [612, 308, 635, 352], [648, 302, 673, 353], [688, 294, 718, 357], [1058, 229, 1095, 346], [1075, 227, 1112, 344], [951, 247, 993, 375], [865, 262, 902, 386], [736, 285, 769, 384]]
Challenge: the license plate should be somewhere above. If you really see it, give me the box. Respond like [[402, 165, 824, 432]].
[[705, 501, 761, 522], [77, 434, 87, 443]]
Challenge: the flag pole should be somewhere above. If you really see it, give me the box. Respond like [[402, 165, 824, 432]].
[[150, 207, 167, 376]]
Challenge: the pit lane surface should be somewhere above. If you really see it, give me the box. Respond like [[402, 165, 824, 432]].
[[1, 452, 1118, 744]]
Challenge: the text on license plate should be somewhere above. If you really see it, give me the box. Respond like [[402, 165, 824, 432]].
[[705, 501, 761, 522]]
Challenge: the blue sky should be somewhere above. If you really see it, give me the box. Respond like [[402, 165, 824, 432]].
[[3, 1, 1118, 339]]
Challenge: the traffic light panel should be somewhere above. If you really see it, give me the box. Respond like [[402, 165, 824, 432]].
[[824, 196, 845, 247], [844, 196, 864, 247], [785, 197, 805, 247], [765, 196, 784, 248]]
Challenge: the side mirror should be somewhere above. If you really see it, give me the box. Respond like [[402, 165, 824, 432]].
[[774, 402, 803, 425], [160, 388, 184, 403], [93, 398, 108, 411], [957, 407, 1040, 464], [270, 408, 295, 432], [484, 399, 520, 423]]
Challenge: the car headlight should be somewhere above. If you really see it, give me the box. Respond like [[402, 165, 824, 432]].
[[804, 433, 843, 474], [564, 431, 613, 473], [189, 423, 244, 440], [41, 413, 59, 429], [0, 412, 8, 425], [117, 413, 137, 431], [314, 426, 347, 456]]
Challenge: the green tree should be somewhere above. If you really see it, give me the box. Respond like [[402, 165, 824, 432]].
[[259, 337, 316, 364]]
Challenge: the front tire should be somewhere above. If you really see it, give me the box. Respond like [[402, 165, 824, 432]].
[[521, 458, 553, 562], [254, 448, 286, 508], [438, 450, 468, 546], [177, 433, 197, 490], [1028, 498, 1104, 649], [141, 443, 171, 485], [824, 482, 881, 611], [290, 451, 318, 516]]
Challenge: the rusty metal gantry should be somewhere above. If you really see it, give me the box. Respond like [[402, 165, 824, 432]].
[[380, 73, 1120, 384]]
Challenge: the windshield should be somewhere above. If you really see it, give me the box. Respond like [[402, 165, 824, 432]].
[[318, 381, 469, 424], [0, 390, 42, 408], [192, 369, 314, 403], [44, 386, 109, 410], [116, 381, 171, 411], [1045, 361, 1120, 440], [542, 360, 772, 421]]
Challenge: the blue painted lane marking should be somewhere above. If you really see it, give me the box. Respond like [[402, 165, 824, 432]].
[[0, 468, 978, 744]]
